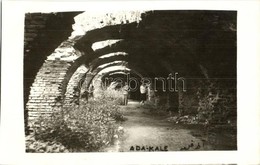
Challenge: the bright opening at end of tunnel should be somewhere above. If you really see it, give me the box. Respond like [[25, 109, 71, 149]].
[[99, 52, 128, 59], [92, 40, 123, 51]]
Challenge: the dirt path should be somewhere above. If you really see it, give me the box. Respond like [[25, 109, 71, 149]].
[[102, 101, 214, 152]]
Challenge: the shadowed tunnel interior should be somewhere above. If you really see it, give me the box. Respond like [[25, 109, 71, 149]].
[[24, 10, 237, 136], [74, 11, 236, 78]]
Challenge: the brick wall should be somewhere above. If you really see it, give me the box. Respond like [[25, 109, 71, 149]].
[[25, 11, 144, 128], [24, 12, 81, 109], [26, 60, 72, 121], [64, 65, 88, 106], [25, 37, 83, 127], [178, 78, 237, 124]]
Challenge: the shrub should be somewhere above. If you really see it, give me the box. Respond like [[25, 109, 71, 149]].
[[196, 80, 236, 125], [96, 82, 125, 106], [31, 92, 124, 152], [26, 134, 69, 153]]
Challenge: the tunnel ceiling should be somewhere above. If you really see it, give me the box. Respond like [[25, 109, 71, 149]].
[[75, 10, 236, 79], [24, 10, 237, 123]]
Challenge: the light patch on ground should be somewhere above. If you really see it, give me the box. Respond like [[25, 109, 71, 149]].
[[102, 101, 212, 152]]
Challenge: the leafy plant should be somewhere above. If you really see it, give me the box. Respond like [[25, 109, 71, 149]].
[[29, 87, 125, 152]]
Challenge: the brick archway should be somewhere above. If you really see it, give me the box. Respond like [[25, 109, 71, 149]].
[[25, 10, 237, 131], [26, 11, 145, 123]]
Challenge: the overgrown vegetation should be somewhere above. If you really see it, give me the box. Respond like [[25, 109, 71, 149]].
[[98, 82, 125, 106], [26, 85, 125, 152], [150, 80, 236, 127], [196, 80, 236, 125]]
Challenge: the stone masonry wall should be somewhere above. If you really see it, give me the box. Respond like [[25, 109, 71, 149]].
[[26, 38, 83, 125], [24, 12, 80, 107], [64, 65, 88, 106], [26, 60, 72, 122], [178, 78, 237, 124], [25, 11, 146, 128]]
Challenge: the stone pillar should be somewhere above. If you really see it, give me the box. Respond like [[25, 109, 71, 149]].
[[26, 60, 72, 123], [26, 38, 83, 126]]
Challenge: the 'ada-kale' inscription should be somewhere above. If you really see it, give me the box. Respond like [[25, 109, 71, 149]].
[[130, 145, 168, 151]]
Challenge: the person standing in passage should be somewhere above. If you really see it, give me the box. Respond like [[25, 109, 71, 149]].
[[140, 82, 147, 105], [147, 83, 152, 101], [123, 82, 129, 105]]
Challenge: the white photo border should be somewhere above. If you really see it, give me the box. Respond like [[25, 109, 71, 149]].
[[1, 0, 260, 164]]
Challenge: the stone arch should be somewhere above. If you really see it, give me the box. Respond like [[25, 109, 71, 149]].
[[80, 61, 128, 91], [26, 11, 145, 122], [89, 54, 128, 71], [25, 10, 237, 127], [93, 68, 130, 90], [96, 66, 142, 87], [63, 64, 88, 106], [26, 40, 83, 121]]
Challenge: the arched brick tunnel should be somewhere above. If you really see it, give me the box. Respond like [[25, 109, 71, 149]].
[[24, 10, 237, 131]]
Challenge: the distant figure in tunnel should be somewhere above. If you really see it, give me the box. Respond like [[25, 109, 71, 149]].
[[123, 82, 129, 105], [147, 83, 152, 101], [140, 82, 147, 105]]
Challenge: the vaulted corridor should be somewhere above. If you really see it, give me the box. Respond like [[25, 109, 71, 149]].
[[23, 10, 237, 152]]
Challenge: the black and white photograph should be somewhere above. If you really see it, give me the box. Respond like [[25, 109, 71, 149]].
[[23, 10, 237, 153], [1, 1, 260, 165]]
